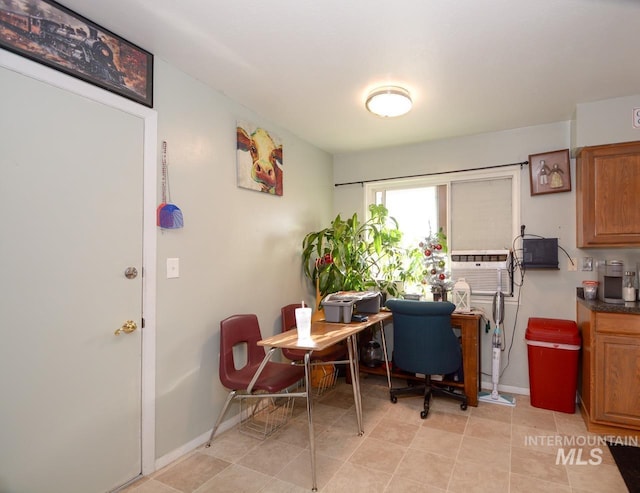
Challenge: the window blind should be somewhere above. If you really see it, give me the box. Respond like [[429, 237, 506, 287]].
[[451, 178, 513, 250]]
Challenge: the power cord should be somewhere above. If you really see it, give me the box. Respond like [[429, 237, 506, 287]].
[[481, 222, 572, 380], [518, 224, 574, 267], [499, 224, 572, 378]]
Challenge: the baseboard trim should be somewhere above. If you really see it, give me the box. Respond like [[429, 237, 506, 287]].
[[154, 414, 241, 471], [480, 381, 529, 396]]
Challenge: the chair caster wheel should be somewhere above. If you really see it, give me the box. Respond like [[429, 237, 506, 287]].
[[390, 395, 397, 403], [420, 410, 428, 419], [460, 402, 468, 411]]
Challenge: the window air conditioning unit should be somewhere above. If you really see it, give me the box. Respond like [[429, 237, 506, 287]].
[[450, 250, 513, 296]]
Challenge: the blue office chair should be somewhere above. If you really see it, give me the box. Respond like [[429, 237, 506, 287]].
[[385, 299, 468, 418]]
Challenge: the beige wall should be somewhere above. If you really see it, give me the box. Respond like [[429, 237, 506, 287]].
[[572, 94, 640, 149], [151, 59, 334, 458], [333, 118, 640, 393]]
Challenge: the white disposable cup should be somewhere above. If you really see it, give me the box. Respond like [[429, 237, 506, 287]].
[[295, 307, 312, 340]]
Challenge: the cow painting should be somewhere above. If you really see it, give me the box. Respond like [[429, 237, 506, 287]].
[[236, 121, 283, 196]]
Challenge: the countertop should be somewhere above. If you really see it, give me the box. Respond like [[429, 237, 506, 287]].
[[578, 297, 640, 315]]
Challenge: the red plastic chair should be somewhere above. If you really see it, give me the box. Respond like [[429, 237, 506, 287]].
[[206, 314, 304, 445]]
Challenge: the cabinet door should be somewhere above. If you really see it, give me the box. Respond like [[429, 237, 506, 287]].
[[594, 333, 640, 428], [577, 141, 640, 247]]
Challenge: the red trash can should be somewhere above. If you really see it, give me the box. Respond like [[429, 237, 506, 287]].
[[525, 317, 581, 413]]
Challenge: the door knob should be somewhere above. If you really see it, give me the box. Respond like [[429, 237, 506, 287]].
[[115, 320, 137, 335]]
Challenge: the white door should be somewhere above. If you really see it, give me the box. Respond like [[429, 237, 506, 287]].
[[0, 67, 144, 492]]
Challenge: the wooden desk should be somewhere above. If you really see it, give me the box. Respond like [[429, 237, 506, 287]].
[[258, 311, 392, 491], [359, 312, 481, 407], [451, 312, 481, 407], [260, 310, 392, 353]]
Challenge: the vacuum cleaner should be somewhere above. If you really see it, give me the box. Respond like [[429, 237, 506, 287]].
[[478, 272, 515, 407]]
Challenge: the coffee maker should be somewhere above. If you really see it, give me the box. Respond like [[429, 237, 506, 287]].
[[598, 260, 624, 304]]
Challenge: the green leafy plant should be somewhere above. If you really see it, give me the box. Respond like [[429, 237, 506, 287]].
[[302, 204, 422, 302]]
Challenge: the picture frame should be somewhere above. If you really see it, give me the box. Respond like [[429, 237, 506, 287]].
[[236, 121, 284, 196], [528, 149, 571, 195], [0, 0, 153, 107]]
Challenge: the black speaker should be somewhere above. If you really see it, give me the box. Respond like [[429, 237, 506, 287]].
[[522, 238, 559, 269]]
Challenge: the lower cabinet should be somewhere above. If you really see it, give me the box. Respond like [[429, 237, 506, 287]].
[[577, 302, 640, 435], [594, 332, 640, 428]]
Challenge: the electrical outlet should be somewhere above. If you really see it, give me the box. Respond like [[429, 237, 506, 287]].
[[568, 258, 577, 271]]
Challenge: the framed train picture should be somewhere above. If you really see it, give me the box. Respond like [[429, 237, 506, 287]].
[[0, 0, 153, 107]]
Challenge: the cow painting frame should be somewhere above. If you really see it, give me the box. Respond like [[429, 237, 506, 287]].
[[236, 121, 284, 196], [0, 0, 153, 107]]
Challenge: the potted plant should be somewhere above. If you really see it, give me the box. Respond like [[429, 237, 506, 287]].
[[301, 204, 422, 307]]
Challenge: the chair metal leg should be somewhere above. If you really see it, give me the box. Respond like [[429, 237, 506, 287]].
[[432, 385, 468, 410], [390, 373, 469, 417], [421, 386, 432, 419], [390, 382, 425, 403], [378, 320, 392, 391], [205, 390, 237, 447]]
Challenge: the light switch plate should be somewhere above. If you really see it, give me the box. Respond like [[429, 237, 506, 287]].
[[167, 258, 179, 278], [581, 257, 593, 272]]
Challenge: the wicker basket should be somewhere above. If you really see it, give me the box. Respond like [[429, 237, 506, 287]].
[[311, 363, 338, 396], [239, 392, 297, 439]]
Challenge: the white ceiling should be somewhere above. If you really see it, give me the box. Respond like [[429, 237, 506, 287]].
[[60, 0, 640, 154]]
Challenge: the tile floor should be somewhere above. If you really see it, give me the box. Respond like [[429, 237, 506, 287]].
[[122, 374, 629, 493]]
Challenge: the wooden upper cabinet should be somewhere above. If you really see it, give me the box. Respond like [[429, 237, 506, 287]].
[[577, 141, 640, 247]]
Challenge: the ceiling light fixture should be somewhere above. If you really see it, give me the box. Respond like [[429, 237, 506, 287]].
[[365, 86, 412, 118]]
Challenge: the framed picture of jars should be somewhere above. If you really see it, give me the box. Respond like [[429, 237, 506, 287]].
[[528, 149, 571, 195]]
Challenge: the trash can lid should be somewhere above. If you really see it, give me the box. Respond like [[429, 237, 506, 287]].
[[525, 317, 580, 345]]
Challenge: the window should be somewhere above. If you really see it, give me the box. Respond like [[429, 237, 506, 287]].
[[374, 185, 442, 250], [367, 167, 520, 253]]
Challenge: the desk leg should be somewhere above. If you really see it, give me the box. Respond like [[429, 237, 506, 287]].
[[304, 352, 317, 491], [347, 334, 364, 435], [458, 317, 479, 407], [378, 320, 392, 391]]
